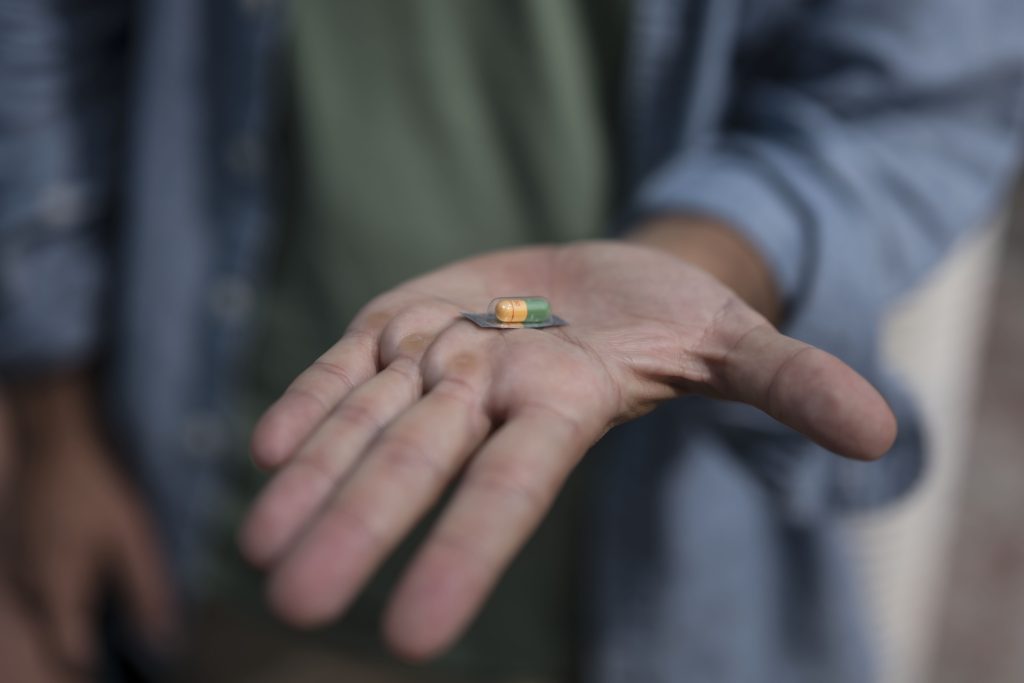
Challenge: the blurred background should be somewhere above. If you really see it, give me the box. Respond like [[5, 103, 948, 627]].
[[927, 195, 1024, 682], [848, 188, 1024, 683]]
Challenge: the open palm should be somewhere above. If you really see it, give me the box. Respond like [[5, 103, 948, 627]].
[[239, 241, 896, 659]]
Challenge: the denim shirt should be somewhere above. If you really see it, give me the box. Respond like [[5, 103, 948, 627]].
[[2, 1, 1023, 681]]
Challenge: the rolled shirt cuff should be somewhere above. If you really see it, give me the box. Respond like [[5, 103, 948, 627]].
[[624, 148, 811, 308]]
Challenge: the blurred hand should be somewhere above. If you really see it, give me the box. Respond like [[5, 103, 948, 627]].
[[0, 572, 79, 683], [9, 377, 177, 675], [0, 393, 76, 683], [240, 239, 896, 659]]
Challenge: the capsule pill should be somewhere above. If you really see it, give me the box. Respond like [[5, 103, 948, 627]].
[[490, 297, 552, 324]]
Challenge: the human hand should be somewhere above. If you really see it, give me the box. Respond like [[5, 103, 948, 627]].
[[0, 567, 79, 683], [0, 393, 76, 683], [240, 240, 896, 658], [8, 377, 177, 674]]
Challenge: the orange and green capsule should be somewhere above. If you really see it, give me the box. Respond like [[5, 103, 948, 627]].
[[489, 297, 551, 324]]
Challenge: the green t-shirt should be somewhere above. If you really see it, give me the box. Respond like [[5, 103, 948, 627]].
[[222, 2, 627, 680]]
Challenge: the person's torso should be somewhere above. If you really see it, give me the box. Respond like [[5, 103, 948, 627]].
[[227, 3, 628, 680]]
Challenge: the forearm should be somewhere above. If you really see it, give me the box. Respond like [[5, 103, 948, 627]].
[[624, 215, 782, 324]]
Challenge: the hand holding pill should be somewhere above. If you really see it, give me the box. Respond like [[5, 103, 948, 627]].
[[239, 240, 897, 661]]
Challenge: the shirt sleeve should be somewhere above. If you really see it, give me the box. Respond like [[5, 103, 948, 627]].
[[628, 0, 1024, 353], [0, 1, 129, 377]]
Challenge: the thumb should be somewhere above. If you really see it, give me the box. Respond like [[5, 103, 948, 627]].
[[712, 322, 897, 460], [113, 511, 180, 656]]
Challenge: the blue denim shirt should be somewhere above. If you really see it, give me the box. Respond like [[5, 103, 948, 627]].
[[3, 1, 1023, 681]]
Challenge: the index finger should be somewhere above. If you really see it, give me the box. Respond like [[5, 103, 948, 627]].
[[250, 326, 382, 470]]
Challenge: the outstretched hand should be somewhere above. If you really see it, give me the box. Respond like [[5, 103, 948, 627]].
[[239, 240, 896, 659]]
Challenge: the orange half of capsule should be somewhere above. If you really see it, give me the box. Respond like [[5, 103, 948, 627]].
[[494, 298, 529, 323], [490, 297, 551, 324]]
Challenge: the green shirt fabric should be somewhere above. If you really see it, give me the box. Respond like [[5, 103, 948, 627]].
[[226, 2, 626, 680]]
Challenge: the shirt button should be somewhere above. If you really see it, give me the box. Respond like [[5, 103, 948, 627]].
[[40, 182, 88, 232], [181, 413, 229, 459], [208, 275, 254, 326]]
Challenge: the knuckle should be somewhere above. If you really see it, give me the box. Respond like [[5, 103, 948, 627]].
[[764, 344, 816, 417], [291, 449, 341, 489], [331, 502, 389, 550], [429, 529, 496, 576], [423, 345, 487, 392], [377, 433, 449, 488], [330, 400, 384, 433], [348, 308, 394, 337], [431, 373, 482, 411], [386, 355, 423, 390], [310, 358, 360, 393], [466, 464, 549, 511], [282, 385, 332, 418], [378, 306, 442, 365], [396, 333, 431, 358], [519, 401, 588, 443]]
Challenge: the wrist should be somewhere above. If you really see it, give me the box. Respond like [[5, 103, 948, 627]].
[[624, 215, 782, 323], [6, 370, 104, 453]]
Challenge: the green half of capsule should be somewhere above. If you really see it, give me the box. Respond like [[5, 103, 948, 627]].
[[489, 296, 551, 324]]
